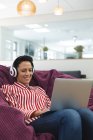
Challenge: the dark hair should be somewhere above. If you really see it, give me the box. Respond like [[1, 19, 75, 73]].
[[13, 55, 34, 71]]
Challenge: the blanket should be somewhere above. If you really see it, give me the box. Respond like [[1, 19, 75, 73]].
[[0, 90, 54, 140]]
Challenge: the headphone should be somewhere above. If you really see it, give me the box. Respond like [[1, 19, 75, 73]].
[[10, 66, 17, 77], [10, 65, 35, 77], [10, 65, 34, 77], [10, 55, 34, 77]]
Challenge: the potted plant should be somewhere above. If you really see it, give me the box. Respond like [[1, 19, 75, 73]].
[[43, 46, 48, 59], [43, 46, 48, 52], [74, 45, 84, 59]]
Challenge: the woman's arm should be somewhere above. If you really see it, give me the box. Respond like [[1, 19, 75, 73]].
[[31, 108, 50, 117]]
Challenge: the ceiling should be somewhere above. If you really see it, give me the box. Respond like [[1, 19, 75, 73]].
[[0, 0, 93, 19], [0, 0, 93, 47]]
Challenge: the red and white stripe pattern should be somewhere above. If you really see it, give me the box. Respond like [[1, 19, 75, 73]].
[[2, 82, 51, 124]]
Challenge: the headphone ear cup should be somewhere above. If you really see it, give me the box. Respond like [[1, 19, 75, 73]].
[[10, 66, 17, 77]]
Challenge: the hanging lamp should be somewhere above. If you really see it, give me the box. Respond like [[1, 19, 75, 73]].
[[54, 0, 63, 15], [17, 0, 36, 16]]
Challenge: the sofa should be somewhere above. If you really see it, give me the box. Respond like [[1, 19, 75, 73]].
[[62, 70, 86, 78], [0, 65, 92, 140]]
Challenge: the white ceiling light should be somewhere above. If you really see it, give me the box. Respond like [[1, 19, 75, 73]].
[[33, 28, 50, 32], [54, 0, 63, 15], [54, 7, 63, 15], [25, 24, 42, 29], [25, 24, 48, 29]]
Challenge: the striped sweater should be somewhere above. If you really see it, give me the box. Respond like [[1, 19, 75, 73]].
[[2, 82, 51, 124]]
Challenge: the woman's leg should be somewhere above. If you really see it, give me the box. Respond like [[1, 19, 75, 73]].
[[77, 108, 93, 140], [30, 109, 82, 140]]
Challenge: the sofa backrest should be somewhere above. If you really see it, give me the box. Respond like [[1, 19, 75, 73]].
[[62, 70, 86, 78]]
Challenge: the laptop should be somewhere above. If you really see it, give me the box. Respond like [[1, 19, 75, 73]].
[[50, 78, 93, 110]]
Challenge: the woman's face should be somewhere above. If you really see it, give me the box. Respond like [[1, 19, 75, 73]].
[[16, 61, 33, 86]]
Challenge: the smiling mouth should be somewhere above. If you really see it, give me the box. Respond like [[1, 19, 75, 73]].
[[24, 77, 31, 80]]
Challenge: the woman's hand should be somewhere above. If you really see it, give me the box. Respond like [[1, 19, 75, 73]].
[[32, 108, 50, 117]]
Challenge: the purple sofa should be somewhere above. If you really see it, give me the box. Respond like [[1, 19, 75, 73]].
[[0, 65, 93, 140]]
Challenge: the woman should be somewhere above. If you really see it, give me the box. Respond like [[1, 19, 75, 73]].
[[1, 55, 88, 140]]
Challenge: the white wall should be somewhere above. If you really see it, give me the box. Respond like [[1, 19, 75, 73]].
[[0, 59, 92, 79], [33, 59, 93, 79]]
